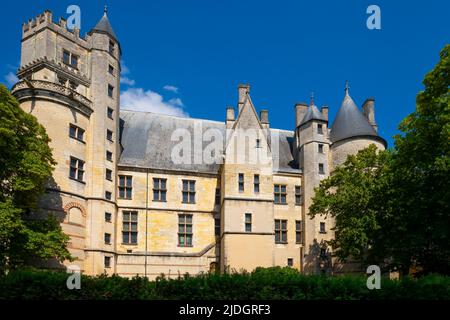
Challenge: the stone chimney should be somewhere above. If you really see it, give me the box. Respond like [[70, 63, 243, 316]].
[[295, 102, 308, 127], [238, 84, 250, 113], [226, 106, 235, 129], [320, 105, 329, 121], [362, 98, 377, 132], [260, 110, 269, 125]]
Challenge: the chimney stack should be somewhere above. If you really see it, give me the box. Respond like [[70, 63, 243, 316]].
[[362, 98, 377, 132], [320, 105, 329, 121], [295, 102, 308, 127], [238, 84, 250, 113], [226, 106, 235, 129], [260, 110, 269, 125]]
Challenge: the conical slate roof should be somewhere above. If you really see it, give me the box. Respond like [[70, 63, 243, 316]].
[[91, 12, 118, 42], [330, 90, 378, 143], [300, 104, 327, 125]]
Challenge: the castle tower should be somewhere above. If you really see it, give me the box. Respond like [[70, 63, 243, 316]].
[[11, 9, 121, 274], [220, 84, 275, 272], [295, 94, 333, 274]]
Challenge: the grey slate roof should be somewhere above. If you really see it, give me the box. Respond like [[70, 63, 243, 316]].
[[330, 92, 379, 143], [118, 110, 299, 174], [91, 13, 118, 42], [299, 104, 327, 125]]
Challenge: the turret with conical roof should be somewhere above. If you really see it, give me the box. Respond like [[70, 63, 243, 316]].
[[90, 6, 119, 43]]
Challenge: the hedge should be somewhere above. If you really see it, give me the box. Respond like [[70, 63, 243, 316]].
[[0, 267, 448, 300]]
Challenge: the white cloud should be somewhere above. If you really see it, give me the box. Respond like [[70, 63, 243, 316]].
[[120, 76, 136, 86], [121, 88, 188, 117], [163, 85, 179, 93], [4, 72, 18, 87]]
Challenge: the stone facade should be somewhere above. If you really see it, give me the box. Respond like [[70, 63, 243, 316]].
[[11, 10, 386, 279]]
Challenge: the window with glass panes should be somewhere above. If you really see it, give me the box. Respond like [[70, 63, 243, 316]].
[[153, 178, 167, 201], [178, 214, 193, 246], [182, 180, 195, 203], [238, 173, 244, 192], [295, 220, 303, 244], [295, 186, 302, 205], [274, 185, 287, 204], [254, 174, 260, 193], [275, 219, 287, 243], [122, 211, 138, 244], [69, 157, 84, 182], [118, 175, 132, 199], [245, 213, 252, 232], [69, 124, 84, 141]]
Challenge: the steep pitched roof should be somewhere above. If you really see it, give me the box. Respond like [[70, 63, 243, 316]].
[[299, 104, 327, 125], [118, 110, 299, 174], [91, 12, 118, 42], [330, 90, 378, 143]]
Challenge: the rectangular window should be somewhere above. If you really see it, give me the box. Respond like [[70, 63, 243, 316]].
[[63, 50, 70, 65], [317, 124, 323, 135], [63, 50, 78, 68], [105, 191, 112, 200], [320, 222, 326, 234], [106, 151, 113, 162], [182, 180, 195, 204], [215, 218, 220, 236], [104, 256, 111, 268], [215, 188, 221, 205], [122, 211, 138, 244], [318, 144, 324, 153], [153, 178, 167, 202], [287, 258, 293, 267], [238, 173, 244, 192], [104, 233, 111, 245], [109, 40, 114, 55], [108, 84, 114, 98], [319, 163, 325, 174], [275, 219, 288, 243], [71, 55, 78, 68], [178, 214, 193, 247], [106, 129, 113, 141], [69, 124, 84, 142], [245, 213, 252, 232], [274, 184, 287, 204], [118, 175, 132, 199], [106, 169, 112, 181], [254, 174, 260, 193], [105, 212, 112, 223], [296, 220, 303, 244], [295, 186, 302, 205], [107, 107, 114, 119], [108, 64, 114, 76], [256, 138, 261, 148], [69, 156, 84, 182]]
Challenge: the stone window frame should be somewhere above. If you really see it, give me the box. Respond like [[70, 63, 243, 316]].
[[275, 219, 288, 244], [245, 213, 252, 232], [318, 143, 324, 153], [295, 185, 302, 205], [118, 175, 133, 199], [122, 211, 138, 244], [104, 256, 111, 268], [320, 222, 326, 234], [274, 184, 287, 204], [153, 177, 167, 202], [105, 191, 112, 200], [105, 212, 112, 223], [295, 220, 303, 244], [238, 173, 244, 192], [69, 124, 85, 143], [254, 174, 260, 193], [107, 107, 114, 119], [62, 49, 78, 69], [178, 214, 193, 247], [69, 156, 85, 183], [317, 123, 323, 135], [105, 168, 113, 181], [107, 84, 114, 98], [106, 129, 114, 142], [182, 180, 196, 204], [106, 150, 113, 162], [287, 258, 293, 267], [318, 163, 325, 174], [108, 64, 115, 76], [104, 233, 111, 245]]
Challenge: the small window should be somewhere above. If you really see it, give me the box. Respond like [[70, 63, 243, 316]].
[[254, 174, 260, 193], [63, 50, 70, 65], [214, 218, 220, 236], [318, 144, 324, 153], [215, 188, 221, 205], [256, 138, 261, 148], [109, 40, 115, 55], [320, 222, 326, 234], [69, 157, 84, 182], [104, 233, 111, 245], [105, 212, 112, 222], [62, 50, 78, 69], [238, 173, 244, 192], [106, 129, 113, 142], [296, 220, 303, 244], [107, 107, 114, 119], [70, 55, 78, 68], [108, 64, 114, 76], [118, 175, 132, 199], [182, 180, 195, 203], [105, 191, 112, 200], [317, 124, 323, 135], [245, 213, 252, 232], [295, 186, 302, 205], [104, 256, 111, 268], [122, 211, 138, 244], [106, 169, 112, 181], [274, 184, 287, 204], [319, 163, 325, 174], [106, 151, 113, 162], [153, 178, 167, 202], [108, 84, 114, 98], [287, 258, 293, 267], [275, 219, 287, 244], [69, 124, 84, 142], [178, 214, 193, 247]]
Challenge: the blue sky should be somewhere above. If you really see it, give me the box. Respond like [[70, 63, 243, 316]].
[[1, 0, 449, 147]]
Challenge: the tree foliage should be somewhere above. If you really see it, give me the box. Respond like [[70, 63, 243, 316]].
[[0, 84, 72, 274], [309, 45, 450, 275]]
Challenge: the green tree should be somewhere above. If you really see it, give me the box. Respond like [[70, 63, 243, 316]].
[[0, 84, 72, 274]]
